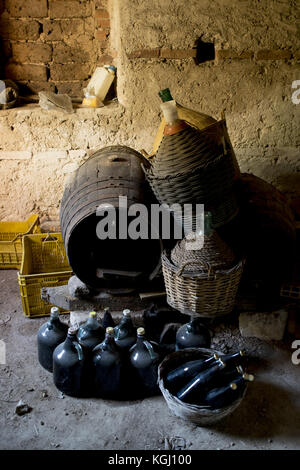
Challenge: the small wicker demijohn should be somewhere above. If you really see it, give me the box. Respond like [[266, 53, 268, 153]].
[[162, 213, 245, 318]]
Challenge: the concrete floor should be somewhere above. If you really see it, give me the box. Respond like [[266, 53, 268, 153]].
[[0, 270, 299, 450]]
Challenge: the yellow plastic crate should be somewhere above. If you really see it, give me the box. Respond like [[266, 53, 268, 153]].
[[280, 282, 300, 300], [18, 233, 73, 317], [0, 214, 41, 269]]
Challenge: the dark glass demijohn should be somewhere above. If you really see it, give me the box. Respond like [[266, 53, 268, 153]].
[[53, 326, 84, 397], [77, 311, 104, 351], [37, 307, 68, 373], [129, 327, 160, 397], [165, 353, 219, 393], [114, 309, 136, 351], [92, 327, 122, 398], [176, 317, 211, 350], [176, 358, 226, 404], [102, 307, 115, 330]]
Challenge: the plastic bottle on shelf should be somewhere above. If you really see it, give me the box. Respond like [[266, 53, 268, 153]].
[[37, 307, 68, 373], [82, 65, 117, 106]]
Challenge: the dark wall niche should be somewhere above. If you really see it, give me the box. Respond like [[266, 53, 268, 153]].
[[194, 38, 215, 65]]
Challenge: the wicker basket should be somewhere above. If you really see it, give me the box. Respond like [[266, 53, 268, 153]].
[[209, 191, 239, 228], [171, 230, 236, 270], [158, 348, 247, 426], [162, 251, 244, 318]]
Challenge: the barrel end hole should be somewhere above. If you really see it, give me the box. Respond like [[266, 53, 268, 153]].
[[109, 156, 128, 163]]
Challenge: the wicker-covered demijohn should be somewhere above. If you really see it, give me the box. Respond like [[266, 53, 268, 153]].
[[144, 96, 239, 228], [158, 348, 248, 426], [162, 219, 245, 317], [145, 121, 237, 208]]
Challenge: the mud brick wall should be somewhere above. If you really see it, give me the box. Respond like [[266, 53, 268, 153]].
[[0, 0, 299, 223], [0, 0, 114, 96]]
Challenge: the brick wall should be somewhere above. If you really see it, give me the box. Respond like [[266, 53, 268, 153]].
[[0, 0, 114, 96]]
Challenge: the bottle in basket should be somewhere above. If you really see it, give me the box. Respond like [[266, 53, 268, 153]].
[[176, 359, 226, 404], [77, 311, 104, 352], [129, 327, 161, 397], [203, 374, 254, 409], [165, 353, 219, 393], [165, 350, 246, 393], [53, 327, 85, 397], [92, 327, 123, 399], [37, 307, 68, 373], [114, 309, 136, 351], [176, 317, 211, 350], [102, 307, 115, 329], [221, 350, 245, 367]]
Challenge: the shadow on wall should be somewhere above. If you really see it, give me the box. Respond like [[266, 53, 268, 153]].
[[0, 1, 5, 76], [239, 157, 300, 200]]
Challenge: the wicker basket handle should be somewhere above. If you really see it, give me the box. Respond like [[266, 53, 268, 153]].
[[176, 260, 216, 278]]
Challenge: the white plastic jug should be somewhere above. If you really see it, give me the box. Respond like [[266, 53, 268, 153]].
[[84, 65, 116, 102]]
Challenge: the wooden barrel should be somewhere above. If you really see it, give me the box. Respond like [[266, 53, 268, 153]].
[[218, 173, 296, 296], [60, 146, 162, 289]]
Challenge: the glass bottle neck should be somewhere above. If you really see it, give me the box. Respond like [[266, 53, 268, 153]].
[[104, 333, 115, 345], [231, 375, 245, 388], [87, 316, 99, 328], [136, 335, 145, 346], [204, 211, 214, 236], [48, 315, 61, 328], [119, 316, 132, 329], [187, 317, 200, 332], [65, 334, 76, 348]]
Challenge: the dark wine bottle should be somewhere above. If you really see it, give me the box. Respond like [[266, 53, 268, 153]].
[[165, 353, 219, 393], [176, 317, 211, 350], [37, 307, 68, 373], [77, 311, 104, 351], [92, 327, 122, 399], [176, 359, 226, 404], [220, 350, 245, 368], [203, 374, 254, 409], [53, 326, 84, 397], [114, 309, 136, 351], [102, 307, 115, 329], [207, 351, 247, 391]]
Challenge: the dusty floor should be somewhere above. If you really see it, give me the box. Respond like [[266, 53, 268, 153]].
[[0, 270, 299, 451]]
